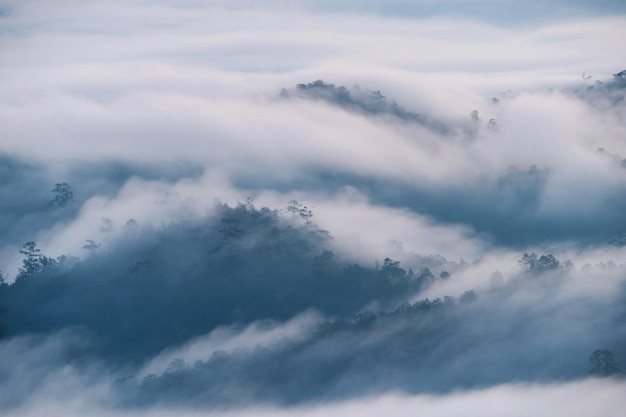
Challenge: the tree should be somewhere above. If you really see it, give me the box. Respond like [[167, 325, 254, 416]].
[[609, 233, 626, 247], [214, 217, 243, 251], [99, 218, 114, 233], [16, 241, 56, 281], [536, 254, 560, 270], [519, 253, 537, 271], [125, 218, 138, 228], [382, 257, 406, 282], [459, 290, 478, 304], [313, 250, 335, 270], [286, 200, 313, 222], [165, 358, 187, 374], [589, 349, 622, 376], [82, 239, 101, 253], [519, 253, 560, 273], [49, 183, 74, 207]]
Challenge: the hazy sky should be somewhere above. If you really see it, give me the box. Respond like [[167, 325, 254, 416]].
[[1, 1, 625, 416]]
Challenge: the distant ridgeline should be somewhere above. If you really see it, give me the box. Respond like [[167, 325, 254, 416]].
[[571, 69, 626, 106], [0, 200, 436, 362], [0, 197, 624, 408], [279, 80, 452, 134], [271, 74, 626, 248]]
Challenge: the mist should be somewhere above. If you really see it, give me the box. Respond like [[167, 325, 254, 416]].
[[1, 0, 625, 415]]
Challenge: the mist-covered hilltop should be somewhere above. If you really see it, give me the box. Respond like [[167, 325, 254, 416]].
[[1, 190, 625, 410]]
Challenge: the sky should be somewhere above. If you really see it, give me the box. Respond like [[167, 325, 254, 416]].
[[1, 0, 626, 416]]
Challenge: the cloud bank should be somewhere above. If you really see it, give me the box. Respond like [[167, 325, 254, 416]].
[[1, 0, 625, 415]]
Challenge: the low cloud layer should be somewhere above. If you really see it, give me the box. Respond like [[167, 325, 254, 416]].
[[1, 1, 625, 415]]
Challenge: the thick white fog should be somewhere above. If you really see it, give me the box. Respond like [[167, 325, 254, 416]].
[[1, 1, 625, 415]]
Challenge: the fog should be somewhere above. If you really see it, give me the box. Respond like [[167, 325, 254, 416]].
[[1, 0, 625, 415]]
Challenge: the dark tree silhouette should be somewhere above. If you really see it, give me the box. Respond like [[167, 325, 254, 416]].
[[100, 218, 114, 233], [49, 183, 74, 207], [589, 349, 622, 376], [16, 241, 56, 281], [519, 253, 560, 273], [82, 239, 101, 253], [286, 200, 313, 222]]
